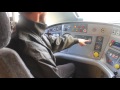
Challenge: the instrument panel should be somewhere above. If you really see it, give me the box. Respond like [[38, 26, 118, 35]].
[[45, 22, 120, 76], [105, 26, 120, 71]]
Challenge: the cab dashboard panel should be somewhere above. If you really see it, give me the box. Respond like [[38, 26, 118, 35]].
[[45, 22, 120, 78], [103, 26, 120, 77], [45, 22, 113, 60]]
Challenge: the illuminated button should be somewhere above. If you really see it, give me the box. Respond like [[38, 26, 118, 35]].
[[93, 52, 99, 58], [114, 64, 120, 69]]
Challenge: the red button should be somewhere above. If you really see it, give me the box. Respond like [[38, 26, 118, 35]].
[[111, 40, 115, 43]]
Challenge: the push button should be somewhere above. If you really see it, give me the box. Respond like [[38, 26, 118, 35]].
[[93, 52, 99, 58], [114, 64, 120, 69]]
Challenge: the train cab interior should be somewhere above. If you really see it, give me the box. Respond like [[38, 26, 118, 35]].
[[1, 12, 120, 78]]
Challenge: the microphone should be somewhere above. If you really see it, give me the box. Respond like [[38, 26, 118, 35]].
[[0, 12, 11, 48]]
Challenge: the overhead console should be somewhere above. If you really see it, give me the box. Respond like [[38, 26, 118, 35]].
[[45, 22, 113, 60]]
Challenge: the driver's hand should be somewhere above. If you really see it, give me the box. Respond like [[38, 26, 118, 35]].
[[78, 39, 91, 46]]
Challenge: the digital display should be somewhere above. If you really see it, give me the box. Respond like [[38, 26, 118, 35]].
[[113, 42, 120, 48]]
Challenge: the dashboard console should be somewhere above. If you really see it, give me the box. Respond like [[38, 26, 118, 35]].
[[45, 22, 120, 78]]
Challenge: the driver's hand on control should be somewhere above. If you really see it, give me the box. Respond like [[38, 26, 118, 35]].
[[78, 39, 91, 46]]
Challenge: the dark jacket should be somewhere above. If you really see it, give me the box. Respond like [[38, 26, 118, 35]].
[[8, 15, 79, 78]]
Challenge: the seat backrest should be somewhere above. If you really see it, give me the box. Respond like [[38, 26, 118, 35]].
[[0, 12, 34, 78]]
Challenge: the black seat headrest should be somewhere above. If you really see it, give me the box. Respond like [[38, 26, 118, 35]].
[[0, 12, 11, 49]]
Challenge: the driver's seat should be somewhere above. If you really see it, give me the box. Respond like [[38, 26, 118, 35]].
[[0, 12, 33, 78]]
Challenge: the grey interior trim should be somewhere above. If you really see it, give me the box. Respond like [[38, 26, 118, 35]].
[[54, 52, 115, 78], [46, 21, 120, 29]]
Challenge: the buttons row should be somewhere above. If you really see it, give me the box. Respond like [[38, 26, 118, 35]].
[[109, 53, 119, 59], [112, 29, 120, 36], [72, 29, 87, 33], [107, 50, 119, 60]]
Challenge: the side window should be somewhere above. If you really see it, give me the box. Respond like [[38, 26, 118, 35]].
[[6, 12, 19, 32]]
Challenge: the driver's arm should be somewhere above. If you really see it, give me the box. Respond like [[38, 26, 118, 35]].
[[45, 34, 90, 53]]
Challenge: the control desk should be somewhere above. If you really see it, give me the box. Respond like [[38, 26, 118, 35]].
[[45, 22, 120, 77]]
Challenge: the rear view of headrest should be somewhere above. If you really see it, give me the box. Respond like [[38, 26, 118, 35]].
[[0, 12, 11, 49]]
